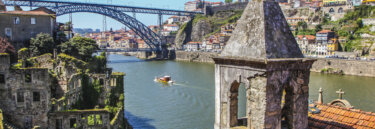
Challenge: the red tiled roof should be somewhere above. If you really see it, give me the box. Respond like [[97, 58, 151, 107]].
[[170, 16, 179, 18], [317, 30, 333, 34], [309, 104, 375, 128], [296, 35, 316, 40], [187, 41, 201, 44], [0, 11, 52, 16]]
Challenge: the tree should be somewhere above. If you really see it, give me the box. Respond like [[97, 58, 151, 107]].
[[0, 37, 15, 55], [59, 36, 98, 61], [297, 21, 308, 30], [225, 0, 233, 3], [315, 24, 322, 32], [30, 33, 56, 56]]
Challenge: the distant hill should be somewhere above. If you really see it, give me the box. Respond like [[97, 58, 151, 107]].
[[73, 28, 100, 35]]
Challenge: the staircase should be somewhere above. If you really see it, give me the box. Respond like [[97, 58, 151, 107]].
[[3, 121, 20, 129]]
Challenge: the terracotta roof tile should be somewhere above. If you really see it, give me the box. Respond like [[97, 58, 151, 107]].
[[309, 104, 375, 128]]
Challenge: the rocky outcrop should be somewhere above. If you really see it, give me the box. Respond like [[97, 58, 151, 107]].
[[175, 30, 188, 49], [175, 10, 242, 49], [191, 20, 212, 42]]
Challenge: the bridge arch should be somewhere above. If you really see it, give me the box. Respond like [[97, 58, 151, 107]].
[[54, 5, 161, 51]]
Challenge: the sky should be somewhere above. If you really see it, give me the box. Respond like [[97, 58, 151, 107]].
[[14, 0, 225, 31]]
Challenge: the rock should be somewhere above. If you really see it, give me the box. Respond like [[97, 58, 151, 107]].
[[191, 20, 212, 42], [175, 30, 187, 49]]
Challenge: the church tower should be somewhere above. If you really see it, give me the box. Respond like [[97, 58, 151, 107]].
[[213, 0, 316, 129]]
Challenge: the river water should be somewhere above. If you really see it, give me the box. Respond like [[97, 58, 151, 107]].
[[108, 54, 375, 129]]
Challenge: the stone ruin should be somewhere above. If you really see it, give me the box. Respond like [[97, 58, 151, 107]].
[[0, 53, 127, 129], [213, 1, 316, 129]]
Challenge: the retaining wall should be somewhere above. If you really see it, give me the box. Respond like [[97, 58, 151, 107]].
[[175, 51, 375, 77]]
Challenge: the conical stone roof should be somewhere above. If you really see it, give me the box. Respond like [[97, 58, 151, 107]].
[[220, 0, 303, 60]]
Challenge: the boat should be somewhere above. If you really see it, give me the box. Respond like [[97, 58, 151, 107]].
[[154, 76, 174, 84]]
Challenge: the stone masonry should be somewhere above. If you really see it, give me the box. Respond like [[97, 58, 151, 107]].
[[0, 53, 127, 129], [0, 54, 51, 129], [213, 1, 316, 129]]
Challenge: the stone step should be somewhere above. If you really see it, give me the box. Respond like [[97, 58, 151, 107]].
[[3, 121, 20, 129]]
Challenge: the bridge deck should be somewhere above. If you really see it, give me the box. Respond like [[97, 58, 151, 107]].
[[3, 0, 203, 16]]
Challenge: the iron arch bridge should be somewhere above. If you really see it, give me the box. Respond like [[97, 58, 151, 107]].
[[2, 0, 203, 51], [55, 5, 160, 50]]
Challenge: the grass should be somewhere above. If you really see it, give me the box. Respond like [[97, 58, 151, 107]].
[[0, 109, 3, 129], [112, 72, 125, 76]]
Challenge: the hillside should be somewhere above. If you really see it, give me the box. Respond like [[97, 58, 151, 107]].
[[174, 10, 242, 48]]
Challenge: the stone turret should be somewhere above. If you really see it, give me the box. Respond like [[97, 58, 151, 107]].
[[213, 1, 316, 129]]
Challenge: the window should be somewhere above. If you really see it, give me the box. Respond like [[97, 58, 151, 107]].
[[31, 17, 36, 24], [33, 92, 40, 102], [30, 31, 35, 37], [5, 28, 11, 38], [99, 79, 104, 85], [56, 119, 63, 129], [25, 73, 32, 83], [70, 118, 76, 128], [17, 91, 24, 102], [14, 17, 20, 24], [0, 74, 5, 84]]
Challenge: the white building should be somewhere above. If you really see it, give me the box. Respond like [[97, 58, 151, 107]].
[[184, 41, 201, 51], [164, 24, 179, 32], [167, 16, 180, 24]]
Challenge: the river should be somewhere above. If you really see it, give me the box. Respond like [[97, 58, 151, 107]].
[[108, 54, 375, 129]]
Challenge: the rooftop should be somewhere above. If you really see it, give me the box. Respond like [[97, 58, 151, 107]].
[[317, 30, 333, 34], [309, 104, 375, 128], [0, 10, 53, 16]]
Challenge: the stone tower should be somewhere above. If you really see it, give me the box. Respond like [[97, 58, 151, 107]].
[[213, 1, 316, 129]]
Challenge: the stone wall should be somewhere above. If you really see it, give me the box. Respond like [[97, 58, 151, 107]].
[[48, 110, 111, 129], [0, 66, 52, 129], [175, 51, 218, 63], [311, 59, 375, 77], [175, 51, 375, 77]]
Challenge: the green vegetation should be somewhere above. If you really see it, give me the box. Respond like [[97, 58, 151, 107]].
[[196, 10, 243, 38], [72, 74, 102, 109], [18, 48, 29, 60], [321, 68, 334, 73], [0, 109, 3, 129], [89, 52, 107, 73], [58, 53, 88, 69], [30, 33, 56, 56], [105, 75, 125, 119], [59, 36, 99, 62], [87, 115, 103, 125], [225, 0, 233, 3], [112, 72, 125, 76]]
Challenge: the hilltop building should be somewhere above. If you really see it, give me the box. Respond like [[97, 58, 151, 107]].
[[0, 7, 56, 49], [184, 0, 224, 12]]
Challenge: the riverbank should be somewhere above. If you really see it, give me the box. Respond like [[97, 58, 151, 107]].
[[175, 51, 217, 63], [175, 51, 375, 77], [108, 54, 375, 128]]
